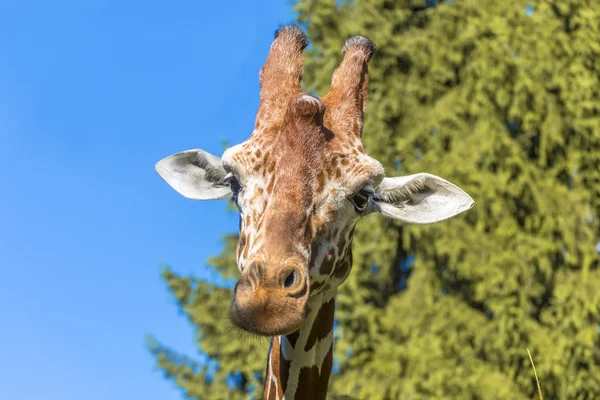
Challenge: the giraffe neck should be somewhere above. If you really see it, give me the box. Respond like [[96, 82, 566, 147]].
[[264, 289, 337, 400], [262, 222, 355, 399]]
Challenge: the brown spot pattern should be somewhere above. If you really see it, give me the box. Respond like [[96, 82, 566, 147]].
[[280, 351, 291, 395], [266, 177, 275, 194], [334, 251, 353, 280], [294, 346, 333, 400], [304, 298, 336, 352], [286, 331, 300, 348], [264, 336, 284, 400], [319, 250, 335, 275]]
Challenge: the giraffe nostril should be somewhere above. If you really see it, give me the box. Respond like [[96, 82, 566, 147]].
[[280, 266, 306, 297]]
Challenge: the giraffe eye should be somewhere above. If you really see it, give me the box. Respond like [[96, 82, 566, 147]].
[[350, 190, 371, 214], [219, 173, 242, 203], [229, 178, 242, 201]]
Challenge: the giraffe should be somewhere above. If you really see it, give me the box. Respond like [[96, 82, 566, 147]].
[[155, 25, 474, 400]]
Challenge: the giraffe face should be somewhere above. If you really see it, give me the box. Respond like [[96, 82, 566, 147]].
[[155, 26, 474, 337], [220, 95, 384, 336]]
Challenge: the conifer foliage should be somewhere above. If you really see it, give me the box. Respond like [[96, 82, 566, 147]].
[[149, 1, 600, 398]]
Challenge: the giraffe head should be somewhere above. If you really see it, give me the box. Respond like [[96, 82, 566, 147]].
[[156, 26, 473, 337]]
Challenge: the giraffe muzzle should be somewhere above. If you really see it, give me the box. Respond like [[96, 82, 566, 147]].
[[228, 261, 310, 336]]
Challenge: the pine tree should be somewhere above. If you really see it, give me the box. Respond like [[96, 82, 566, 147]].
[[149, 1, 600, 398]]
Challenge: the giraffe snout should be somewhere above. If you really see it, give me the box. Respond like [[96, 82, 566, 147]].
[[242, 261, 307, 297], [246, 262, 263, 291], [229, 260, 310, 336]]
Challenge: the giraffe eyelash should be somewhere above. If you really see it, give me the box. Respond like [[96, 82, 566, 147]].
[[217, 172, 236, 186], [217, 173, 243, 204]]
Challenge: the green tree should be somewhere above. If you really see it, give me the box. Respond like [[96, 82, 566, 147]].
[[149, 1, 600, 398]]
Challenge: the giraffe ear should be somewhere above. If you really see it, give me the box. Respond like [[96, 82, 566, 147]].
[[371, 173, 474, 224], [155, 149, 231, 200]]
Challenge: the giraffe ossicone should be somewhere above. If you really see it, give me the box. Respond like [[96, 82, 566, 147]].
[[155, 24, 474, 400]]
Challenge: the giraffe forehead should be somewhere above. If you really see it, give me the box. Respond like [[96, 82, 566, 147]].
[[230, 136, 375, 258], [225, 136, 383, 190]]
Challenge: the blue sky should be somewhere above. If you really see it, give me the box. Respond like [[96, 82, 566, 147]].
[[0, 1, 294, 399]]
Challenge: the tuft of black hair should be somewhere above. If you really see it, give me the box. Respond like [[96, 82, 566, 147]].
[[274, 24, 309, 50], [342, 36, 376, 58]]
